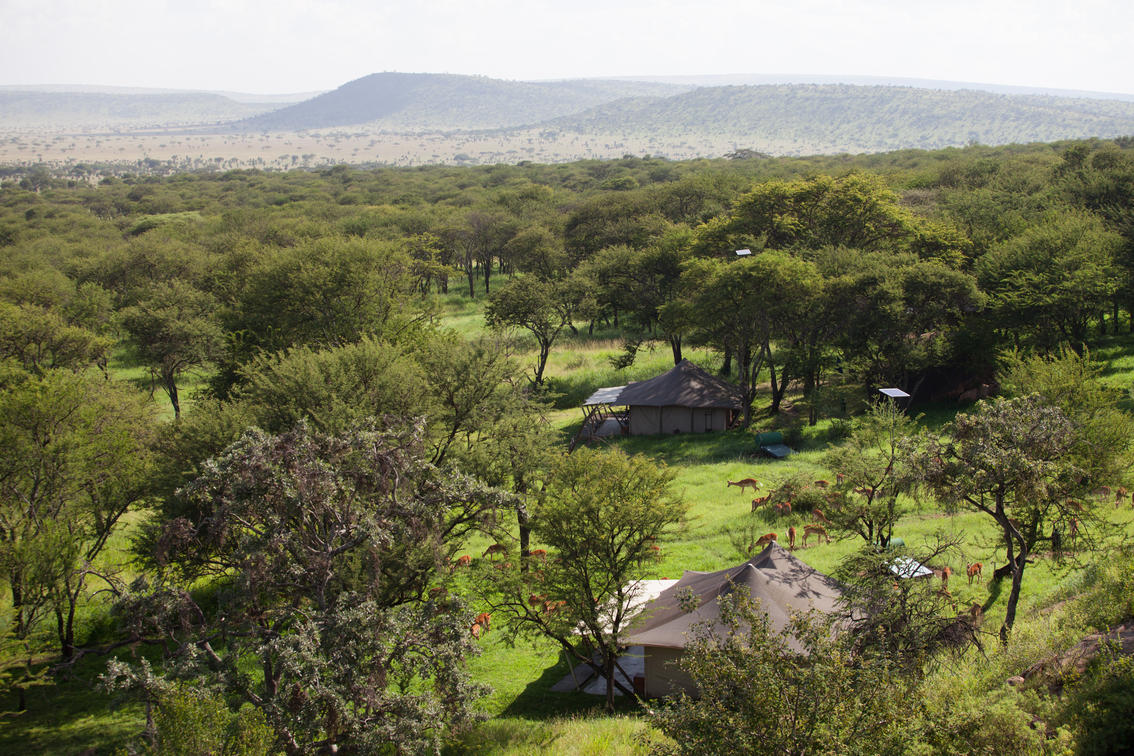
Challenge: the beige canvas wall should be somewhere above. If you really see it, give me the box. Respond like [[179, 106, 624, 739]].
[[628, 406, 729, 435], [643, 647, 698, 698]]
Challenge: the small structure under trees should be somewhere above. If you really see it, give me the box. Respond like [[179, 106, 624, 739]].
[[577, 360, 743, 443]]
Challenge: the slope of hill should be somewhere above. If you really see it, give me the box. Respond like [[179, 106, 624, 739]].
[[535, 84, 1134, 154], [234, 72, 689, 131], [0, 91, 281, 131]]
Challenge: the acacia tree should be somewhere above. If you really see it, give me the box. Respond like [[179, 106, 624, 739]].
[[484, 276, 574, 386], [0, 370, 154, 673], [112, 421, 505, 754], [477, 448, 686, 712], [119, 279, 222, 418], [824, 401, 922, 549], [917, 396, 1088, 643]]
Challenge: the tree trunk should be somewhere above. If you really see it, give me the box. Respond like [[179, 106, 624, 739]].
[[669, 334, 682, 365], [719, 348, 732, 377], [1000, 545, 1027, 644], [163, 369, 180, 419]]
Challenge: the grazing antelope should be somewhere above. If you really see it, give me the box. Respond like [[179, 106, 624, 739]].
[[451, 554, 472, 570], [474, 612, 491, 632], [811, 508, 829, 524], [801, 524, 830, 547], [1066, 499, 1085, 513], [470, 622, 483, 639], [966, 562, 983, 585], [749, 533, 777, 552], [813, 480, 829, 489], [483, 543, 507, 558], [787, 525, 796, 551], [493, 561, 512, 571], [429, 586, 447, 598], [529, 549, 547, 560], [774, 501, 792, 516], [1118, 488, 1129, 508], [751, 494, 772, 512], [1093, 486, 1112, 501], [940, 566, 952, 589], [728, 478, 760, 493], [968, 603, 983, 625]]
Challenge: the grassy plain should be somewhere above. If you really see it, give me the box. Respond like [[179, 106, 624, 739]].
[[5, 288, 1134, 754]]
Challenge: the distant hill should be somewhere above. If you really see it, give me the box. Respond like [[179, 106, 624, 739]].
[[234, 72, 690, 131], [532, 84, 1134, 155], [0, 91, 281, 130]]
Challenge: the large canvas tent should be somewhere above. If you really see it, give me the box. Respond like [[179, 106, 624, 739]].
[[579, 360, 744, 439], [625, 543, 844, 697]]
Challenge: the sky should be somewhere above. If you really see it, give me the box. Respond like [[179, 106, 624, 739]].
[[2, 0, 1133, 96]]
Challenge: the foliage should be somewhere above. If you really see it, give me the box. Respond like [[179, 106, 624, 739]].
[[823, 401, 923, 548], [119, 279, 222, 418], [0, 370, 155, 661], [116, 421, 503, 754], [485, 275, 575, 386], [478, 447, 686, 712], [917, 396, 1088, 642], [649, 591, 912, 756]]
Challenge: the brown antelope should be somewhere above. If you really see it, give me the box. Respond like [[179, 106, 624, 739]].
[[429, 586, 447, 598], [1069, 517, 1080, 539], [966, 562, 983, 585], [528, 593, 546, 609], [482, 543, 507, 558], [940, 566, 952, 589], [750, 533, 777, 552], [529, 549, 547, 560], [474, 612, 491, 632], [774, 501, 792, 516], [811, 508, 829, 524], [787, 525, 796, 551], [836, 473, 845, 484], [728, 478, 760, 493], [802, 524, 830, 547], [1118, 488, 1129, 508], [451, 554, 471, 570], [1093, 486, 1112, 501], [470, 622, 483, 639], [543, 600, 566, 615], [813, 480, 829, 488], [751, 494, 772, 512]]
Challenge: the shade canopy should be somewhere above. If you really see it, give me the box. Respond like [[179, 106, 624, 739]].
[[625, 543, 844, 651]]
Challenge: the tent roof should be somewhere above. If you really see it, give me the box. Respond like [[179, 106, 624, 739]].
[[624, 543, 844, 650], [583, 360, 744, 409]]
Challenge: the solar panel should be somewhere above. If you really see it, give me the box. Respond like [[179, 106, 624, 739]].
[[878, 388, 910, 399]]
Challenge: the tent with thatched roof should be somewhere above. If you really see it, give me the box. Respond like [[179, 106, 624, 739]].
[[579, 360, 744, 439], [624, 543, 844, 697]]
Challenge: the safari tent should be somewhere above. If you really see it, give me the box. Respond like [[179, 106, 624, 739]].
[[578, 360, 744, 441], [624, 543, 844, 698]]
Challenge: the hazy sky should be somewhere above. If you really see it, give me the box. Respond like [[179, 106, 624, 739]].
[[3, 0, 1132, 95]]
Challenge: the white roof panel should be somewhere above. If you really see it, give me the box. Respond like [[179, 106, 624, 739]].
[[583, 385, 627, 406]]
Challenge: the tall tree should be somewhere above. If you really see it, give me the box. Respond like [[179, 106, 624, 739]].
[[484, 276, 573, 386], [120, 279, 222, 418], [917, 396, 1098, 642], [116, 422, 503, 754], [0, 371, 154, 669], [477, 448, 686, 712]]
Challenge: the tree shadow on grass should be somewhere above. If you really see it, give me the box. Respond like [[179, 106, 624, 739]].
[[498, 650, 643, 721]]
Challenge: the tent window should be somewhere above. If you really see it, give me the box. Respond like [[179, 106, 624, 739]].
[[704, 411, 713, 432]]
